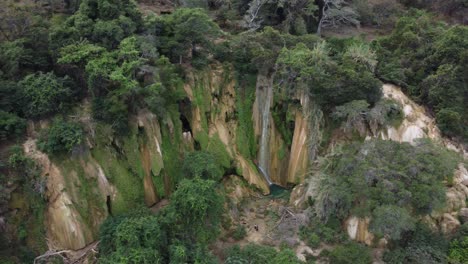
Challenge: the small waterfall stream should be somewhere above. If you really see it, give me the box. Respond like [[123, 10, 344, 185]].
[[258, 82, 274, 186]]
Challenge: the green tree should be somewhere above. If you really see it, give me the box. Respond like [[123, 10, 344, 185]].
[[163, 177, 224, 244], [314, 139, 460, 222], [18, 72, 74, 118], [37, 118, 84, 154], [328, 242, 372, 264], [152, 8, 221, 65], [182, 151, 224, 181], [370, 205, 415, 240]]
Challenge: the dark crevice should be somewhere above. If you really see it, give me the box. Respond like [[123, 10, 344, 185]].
[[106, 195, 112, 216], [180, 114, 192, 133], [194, 140, 201, 151]]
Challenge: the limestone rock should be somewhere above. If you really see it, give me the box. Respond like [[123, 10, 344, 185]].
[[441, 213, 460, 234], [346, 216, 374, 246], [459, 208, 468, 223]]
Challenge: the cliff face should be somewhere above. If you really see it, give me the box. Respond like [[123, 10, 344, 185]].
[[252, 75, 312, 186], [5, 66, 337, 251]]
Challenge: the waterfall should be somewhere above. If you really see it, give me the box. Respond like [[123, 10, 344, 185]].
[[258, 81, 273, 186]]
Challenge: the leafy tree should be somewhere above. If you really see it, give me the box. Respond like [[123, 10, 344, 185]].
[[328, 242, 372, 264], [182, 151, 224, 181], [276, 41, 381, 109], [314, 139, 460, 222], [50, 0, 142, 50], [98, 212, 167, 264], [150, 8, 221, 65], [18, 72, 74, 118], [163, 177, 224, 245], [383, 223, 449, 264], [37, 118, 84, 154], [375, 11, 468, 141], [370, 205, 415, 240]]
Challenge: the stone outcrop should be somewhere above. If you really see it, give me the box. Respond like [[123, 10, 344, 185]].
[[346, 216, 374, 246], [23, 139, 105, 250]]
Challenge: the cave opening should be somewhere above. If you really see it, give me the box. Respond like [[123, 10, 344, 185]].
[[180, 114, 192, 134]]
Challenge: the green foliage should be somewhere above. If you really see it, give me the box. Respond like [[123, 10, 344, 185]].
[[182, 151, 224, 181], [18, 72, 74, 119], [315, 139, 460, 223], [225, 244, 302, 264], [147, 8, 221, 65], [375, 11, 468, 141], [276, 41, 382, 110], [448, 236, 468, 264], [50, 0, 142, 49], [1, 145, 47, 262], [98, 211, 166, 264], [383, 223, 448, 264], [0, 111, 26, 141], [163, 177, 224, 244], [370, 205, 415, 240], [299, 217, 345, 248], [328, 242, 372, 264], [235, 74, 257, 159], [37, 118, 84, 154], [232, 225, 247, 241], [98, 177, 223, 263]]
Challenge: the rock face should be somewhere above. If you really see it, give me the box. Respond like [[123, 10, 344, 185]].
[[287, 91, 311, 184], [23, 139, 107, 250], [185, 65, 271, 194], [346, 216, 374, 246], [378, 84, 441, 144]]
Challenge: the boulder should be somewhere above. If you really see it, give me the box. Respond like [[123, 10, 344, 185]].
[[441, 213, 460, 234], [459, 208, 468, 224]]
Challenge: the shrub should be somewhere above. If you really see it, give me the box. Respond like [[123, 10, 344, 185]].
[[328, 242, 372, 264], [448, 236, 468, 264], [370, 205, 415, 240], [232, 225, 247, 241], [37, 118, 84, 154], [18, 72, 73, 119], [0, 111, 26, 141], [182, 151, 224, 181], [314, 139, 460, 222], [383, 223, 448, 264], [225, 244, 302, 264]]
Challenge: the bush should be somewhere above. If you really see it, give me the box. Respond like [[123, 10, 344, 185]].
[[98, 211, 167, 264], [328, 242, 372, 264], [182, 151, 224, 181], [370, 205, 415, 240], [37, 118, 84, 154], [0, 111, 26, 141], [18, 72, 73, 119], [232, 225, 247, 241], [448, 236, 468, 264], [225, 244, 302, 264], [383, 223, 448, 264], [314, 139, 460, 222]]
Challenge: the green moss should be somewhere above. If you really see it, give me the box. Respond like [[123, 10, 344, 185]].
[[235, 74, 257, 159], [54, 155, 106, 230], [160, 105, 184, 191], [92, 146, 144, 215], [206, 133, 232, 169]]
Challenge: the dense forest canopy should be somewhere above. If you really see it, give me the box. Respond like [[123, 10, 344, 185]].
[[0, 0, 467, 263]]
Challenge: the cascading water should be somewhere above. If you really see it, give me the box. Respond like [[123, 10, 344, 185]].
[[258, 82, 274, 186]]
